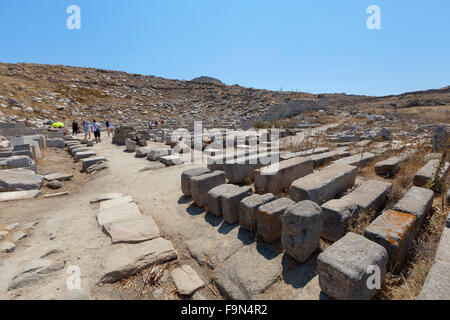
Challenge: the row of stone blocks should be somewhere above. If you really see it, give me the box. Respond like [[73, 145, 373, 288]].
[[317, 186, 435, 300], [66, 140, 105, 170]]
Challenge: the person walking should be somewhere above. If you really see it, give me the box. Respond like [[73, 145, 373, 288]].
[[108, 120, 114, 136], [148, 120, 152, 131], [83, 120, 92, 140], [92, 119, 101, 143]]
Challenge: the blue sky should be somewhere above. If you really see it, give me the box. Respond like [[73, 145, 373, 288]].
[[0, 0, 449, 96]]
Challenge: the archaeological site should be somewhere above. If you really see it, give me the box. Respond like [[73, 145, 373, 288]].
[[1, 2, 449, 309]]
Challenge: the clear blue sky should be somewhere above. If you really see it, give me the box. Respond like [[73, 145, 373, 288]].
[[0, 0, 449, 96]]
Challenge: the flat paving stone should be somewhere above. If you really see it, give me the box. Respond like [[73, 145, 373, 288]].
[[103, 215, 160, 244], [100, 237, 177, 283], [0, 190, 42, 202], [97, 202, 142, 226], [171, 265, 205, 296], [43, 173, 74, 181], [215, 242, 283, 300]]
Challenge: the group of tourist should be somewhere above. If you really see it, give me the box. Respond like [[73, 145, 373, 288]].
[[148, 119, 165, 131], [71, 119, 114, 143]]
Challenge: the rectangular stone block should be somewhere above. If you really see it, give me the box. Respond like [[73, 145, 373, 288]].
[[364, 210, 417, 272], [254, 157, 313, 195], [321, 180, 392, 242], [100, 238, 177, 283], [103, 215, 160, 244], [0, 156, 31, 169], [333, 152, 376, 167], [256, 197, 295, 243], [317, 232, 388, 300], [181, 168, 211, 197], [207, 184, 239, 216], [374, 155, 409, 176], [434, 227, 450, 265], [239, 193, 276, 233], [414, 159, 449, 187], [190, 171, 226, 207], [45, 138, 65, 148], [282, 200, 323, 263], [417, 262, 450, 300], [160, 155, 182, 166], [74, 151, 96, 160], [221, 186, 253, 224], [393, 186, 434, 228], [147, 148, 171, 161], [223, 152, 280, 184], [97, 202, 142, 226], [308, 148, 351, 168], [289, 163, 358, 204], [81, 157, 106, 170]]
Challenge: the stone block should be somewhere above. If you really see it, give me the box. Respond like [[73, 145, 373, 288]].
[[282, 200, 323, 262], [256, 197, 295, 243], [317, 232, 388, 300], [221, 186, 253, 224], [289, 163, 358, 204], [393, 186, 434, 228], [207, 184, 239, 217], [254, 157, 313, 195], [181, 168, 211, 197], [190, 171, 226, 207], [239, 193, 275, 233]]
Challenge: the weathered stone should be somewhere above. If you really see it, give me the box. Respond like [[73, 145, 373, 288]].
[[11, 231, 27, 242], [317, 232, 388, 300], [160, 155, 182, 166], [100, 196, 134, 210], [147, 148, 171, 161], [308, 148, 351, 167], [190, 171, 226, 207], [181, 168, 211, 197], [74, 150, 96, 160], [0, 230, 8, 240], [215, 242, 283, 300], [254, 157, 313, 195], [135, 147, 151, 157], [0, 190, 41, 202], [207, 184, 239, 216], [413, 159, 449, 187], [221, 186, 253, 224], [81, 157, 106, 170], [125, 138, 137, 152], [417, 262, 450, 300], [100, 238, 177, 283], [434, 227, 450, 265], [364, 210, 417, 272], [239, 193, 276, 232], [171, 265, 205, 296], [257, 197, 295, 243], [0, 155, 31, 169], [432, 125, 448, 153], [282, 200, 323, 262], [374, 155, 409, 176], [333, 152, 376, 167], [97, 202, 142, 226], [43, 173, 73, 181], [8, 259, 65, 291], [223, 152, 280, 184], [321, 180, 392, 241], [47, 180, 62, 190], [289, 163, 358, 204], [0, 241, 16, 253], [0, 169, 43, 192], [45, 138, 65, 148], [393, 186, 434, 228], [103, 215, 160, 244]]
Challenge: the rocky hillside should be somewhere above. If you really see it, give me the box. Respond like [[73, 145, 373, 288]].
[[0, 63, 313, 128], [0, 62, 448, 128]]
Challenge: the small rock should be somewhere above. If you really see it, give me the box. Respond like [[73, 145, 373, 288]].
[[0, 241, 16, 253], [192, 291, 206, 300], [22, 221, 39, 231], [11, 231, 27, 242], [0, 230, 9, 240], [152, 288, 164, 299], [171, 265, 205, 296], [6, 223, 20, 231], [47, 180, 62, 190]]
